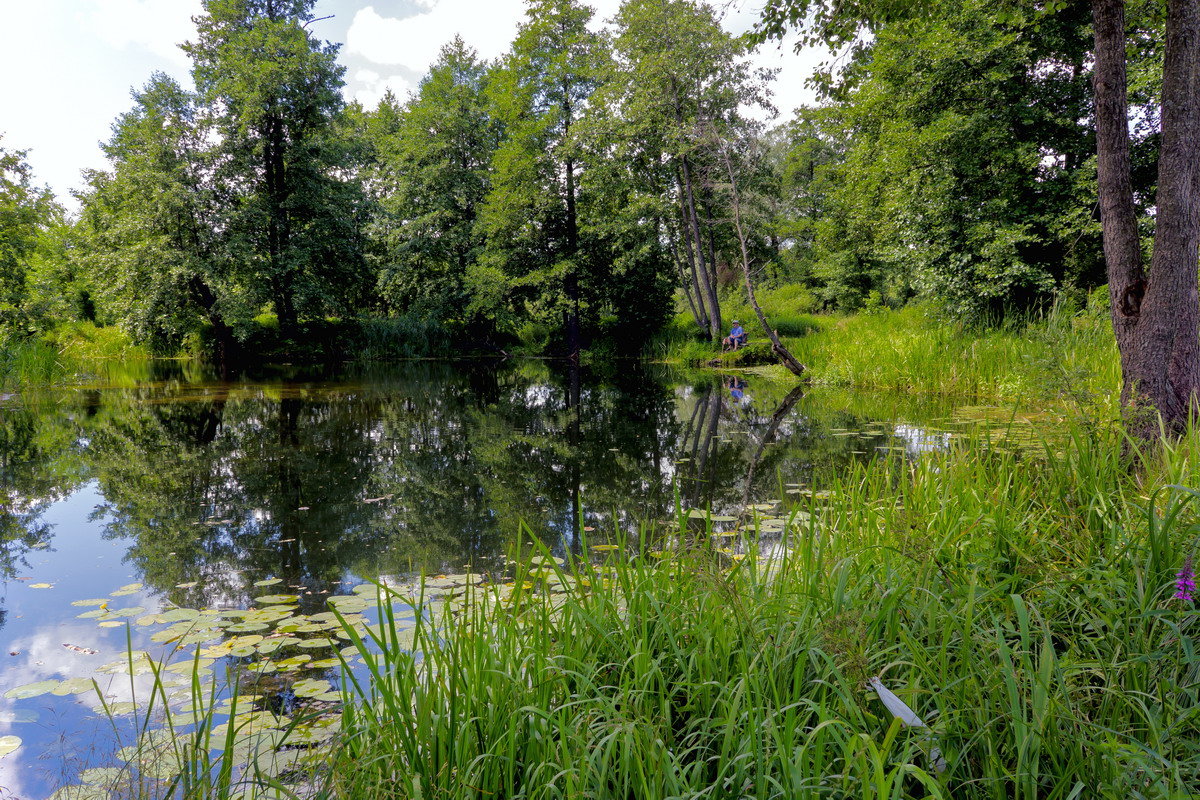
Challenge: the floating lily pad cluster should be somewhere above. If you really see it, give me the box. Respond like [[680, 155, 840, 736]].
[[17, 534, 784, 797], [20, 570, 568, 796]]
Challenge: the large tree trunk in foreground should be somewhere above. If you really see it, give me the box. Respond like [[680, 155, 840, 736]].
[[1093, 0, 1200, 435]]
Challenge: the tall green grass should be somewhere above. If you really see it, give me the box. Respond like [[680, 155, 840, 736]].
[[81, 416, 1200, 799], [655, 298, 1120, 410], [0, 335, 64, 389], [311, 420, 1198, 799], [791, 304, 1120, 407], [2, 323, 150, 390]]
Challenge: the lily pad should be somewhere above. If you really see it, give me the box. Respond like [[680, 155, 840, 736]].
[[254, 594, 299, 605], [4, 680, 59, 700], [253, 577, 283, 587], [79, 767, 124, 786], [52, 677, 97, 696], [0, 736, 20, 757], [292, 678, 332, 698]]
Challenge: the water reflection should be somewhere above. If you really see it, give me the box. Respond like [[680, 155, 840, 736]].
[[0, 361, 964, 796]]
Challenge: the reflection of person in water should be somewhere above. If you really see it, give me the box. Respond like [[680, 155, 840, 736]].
[[727, 376, 747, 402]]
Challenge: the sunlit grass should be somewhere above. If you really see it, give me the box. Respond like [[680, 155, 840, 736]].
[[60, 412, 1200, 799], [654, 298, 1120, 412]]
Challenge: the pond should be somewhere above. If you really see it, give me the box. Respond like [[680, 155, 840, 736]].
[[0, 359, 971, 798]]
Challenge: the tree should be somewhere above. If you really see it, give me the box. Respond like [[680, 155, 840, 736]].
[[601, 0, 771, 341], [1092, 0, 1200, 432], [480, 0, 607, 357], [0, 139, 61, 335], [760, 0, 1199, 432], [762, 2, 1108, 316], [186, 0, 368, 338], [75, 74, 234, 356], [370, 39, 501, 332]]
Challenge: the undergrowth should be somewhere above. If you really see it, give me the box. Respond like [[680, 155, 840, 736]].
[[87, 414, 1200, 800]]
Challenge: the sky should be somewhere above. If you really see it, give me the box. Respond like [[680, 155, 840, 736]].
[[0, 0, 822, 206]]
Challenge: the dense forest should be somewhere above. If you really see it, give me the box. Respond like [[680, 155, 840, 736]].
[[0, 0, 1171, 361]]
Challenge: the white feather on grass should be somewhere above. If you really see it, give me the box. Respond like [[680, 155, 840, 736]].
[[869, 676, 947, 774]]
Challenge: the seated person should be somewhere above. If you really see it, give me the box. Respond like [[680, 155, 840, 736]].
[[722, 320, 748, 351]]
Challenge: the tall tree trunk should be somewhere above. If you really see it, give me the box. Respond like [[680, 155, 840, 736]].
[[675, 173, 711, 331], [1093, 0, 1200, 435], [680, 153, 722, 342], [265, 112, 296, 338], [563, 78, 581, 361], [670, 225, 704, 329], [564, 153, 581, 360], [190, 275, 234, 377], [720, 141, 806, 378]]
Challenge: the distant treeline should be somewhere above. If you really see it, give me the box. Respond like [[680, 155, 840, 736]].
[[0, 0, 1164, 360]]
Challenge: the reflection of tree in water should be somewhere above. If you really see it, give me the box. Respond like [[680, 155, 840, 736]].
[[4, 364, 883, 618], [0, 405, 85, 585], [85, 388, 381, 614], [365, 362, 683, 560], [676, 379, 824, 521]]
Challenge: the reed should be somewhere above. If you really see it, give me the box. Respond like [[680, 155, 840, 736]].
[[315, 418, 1199, 799], [82, 416, 1200, 799]]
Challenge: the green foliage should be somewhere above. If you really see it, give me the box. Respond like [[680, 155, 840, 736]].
[[476, 0, 611, 348], [594, 0, 772, 340], [186, 0, 369, 333], [72, 0, 369, 358], [74, 73, 227, 351], [370, 39, 501, 332], [0, 138, 65, 334], [757, 0, 1161, 317]]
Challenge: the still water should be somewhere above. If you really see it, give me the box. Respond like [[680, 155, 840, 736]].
[[0, 360, 963, 798]]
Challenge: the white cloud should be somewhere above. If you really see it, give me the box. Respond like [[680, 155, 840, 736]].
[[346, 2, 536, 69], [353, 72, 415, 107], [85, 0, 202, 66], [344, 0, 820, 118]]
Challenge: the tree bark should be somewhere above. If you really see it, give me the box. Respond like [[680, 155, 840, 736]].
[[563, 82, 581, 361], [1093, 0, 1200, 435], [680, 152, 722, 342], [675, 172, 712, 331], [719, 140, 806, 378]]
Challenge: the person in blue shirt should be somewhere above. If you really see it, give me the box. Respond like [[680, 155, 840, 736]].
[[723, 320, 747, 351]]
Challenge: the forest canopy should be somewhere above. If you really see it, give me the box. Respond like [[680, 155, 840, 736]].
[[0, 0, 1170, 359]]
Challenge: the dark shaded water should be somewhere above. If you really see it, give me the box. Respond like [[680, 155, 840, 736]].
[[0, 360, 961, 797]]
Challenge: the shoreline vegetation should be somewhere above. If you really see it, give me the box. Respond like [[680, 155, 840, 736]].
[[5, 296, 1118, 410], [39, 412, 1200, 799], [3, 0, 1196, 794]]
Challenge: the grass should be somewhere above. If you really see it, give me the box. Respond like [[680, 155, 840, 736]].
[[791, 303, 1120, 408], [655, 294, 1119, 411], [310, 423, 1200, 799], [2, 322, 150, 390], [75, 412, 1198, 799], [0, 334, 65, 389]]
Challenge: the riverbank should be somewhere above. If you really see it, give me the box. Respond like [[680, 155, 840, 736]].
[[313, 421, 1198, 799], [49, 410, 1200, 799], [655, 298, 1120, 412]]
